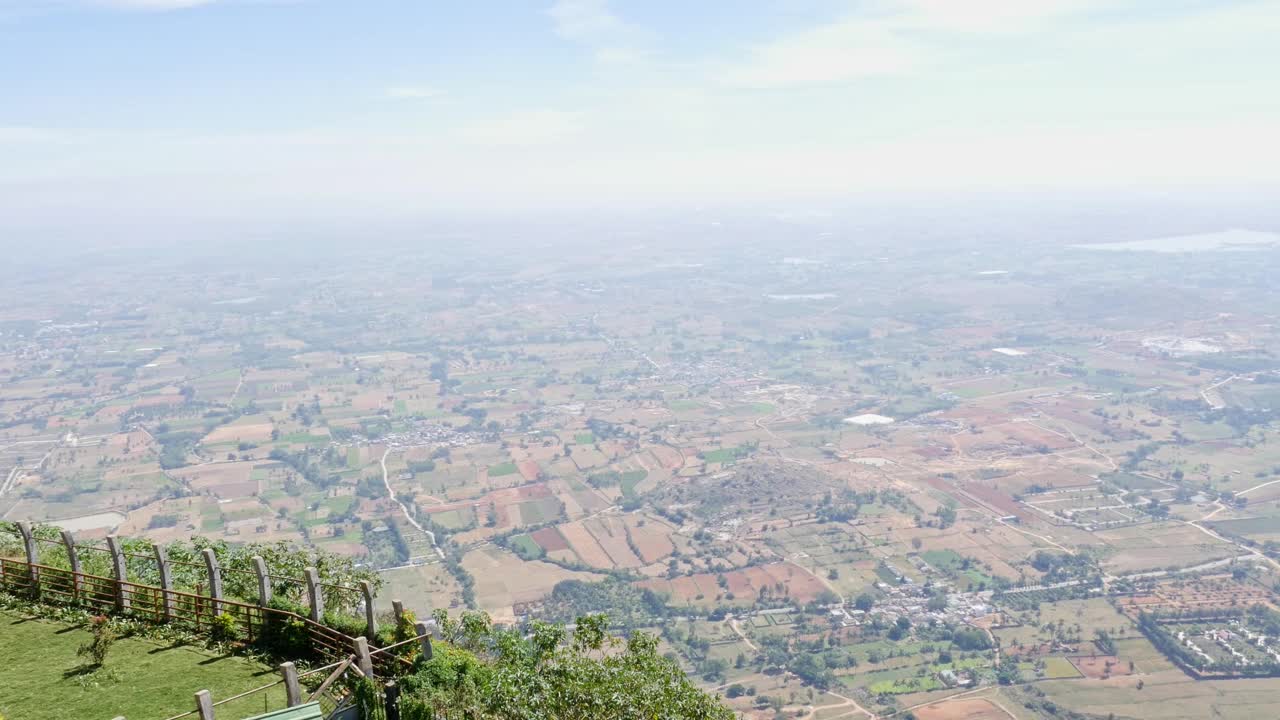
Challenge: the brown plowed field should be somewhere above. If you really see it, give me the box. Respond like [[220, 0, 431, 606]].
[[1070, 655, 1133, 678], [531, 526, 570, 552], [517, 459, 541, 482], [626, 520, 674, 563], [559, 521, 613, 568], [587, 517, 643, 568], [915, 698, 1013, 720]]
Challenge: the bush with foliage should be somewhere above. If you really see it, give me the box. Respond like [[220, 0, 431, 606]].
[[209, 613, 240, 645], [256, 596, 313, 659], [0, 522, 380, 617], [394, 611, 732, 720], [77, 615, 116, 667], [323, 610, 367, 639], [540, 578, 670, 631]]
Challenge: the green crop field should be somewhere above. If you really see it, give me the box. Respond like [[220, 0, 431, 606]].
[[701, 446, 750, 464], [509, 533, 542, 557], [1104, 472, 1166, 491], [517, 497, 562, 524], [278, 432, 329, 445], [921, 549, 994, 589], [620, 469, 647, 497], [1210, 516, 1280, 536], [574, 433, 596, 444], [324, 495, 356, 515], [1020, 656, 1084, 680], [0, 611, 285, 720], [488, 462, 518, 477]]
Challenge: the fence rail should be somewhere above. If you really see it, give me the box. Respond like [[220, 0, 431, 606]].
[[0, 524, 438, 719]]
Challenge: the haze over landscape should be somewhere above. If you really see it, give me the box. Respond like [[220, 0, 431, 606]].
[[3, 2, 1280, 720]]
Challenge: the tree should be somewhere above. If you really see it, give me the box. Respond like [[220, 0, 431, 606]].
[[855, 594, 875, 612], [399, 612, 733, 719], [997, 663, 1023, 685], [935, 506, 957, 529], [952, 628, 991, 651]]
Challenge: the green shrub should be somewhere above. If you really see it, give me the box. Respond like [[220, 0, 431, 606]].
[[77, 615, 116, 667], [209, 613, 240, 644], [396, 608, 418, 644], [267, 595, 309, 617], [256, 598, 313, 659], [397, 612, 732, 719], [323, 611, 367, 638]]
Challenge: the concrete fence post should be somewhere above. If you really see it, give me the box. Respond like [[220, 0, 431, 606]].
[[195, 689, 215, 720], [202, 549, 224, 617], [414, 621, 433, 661], [384, 681, 401, 720], [16, 522, 39, 597], [360, 580, 377, 640], [252, 556, 271, 608], [354, 636, 374, 679], [60, 530, 81, 599], [305, 567, 323, 622], [154, 545, 175, 621], [106, 535, 130, 612], [280, 662, 302, 707], [392, 599, 405, 628]]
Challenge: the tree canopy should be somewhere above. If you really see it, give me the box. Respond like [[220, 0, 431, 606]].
[[397, 611, 733, 720]]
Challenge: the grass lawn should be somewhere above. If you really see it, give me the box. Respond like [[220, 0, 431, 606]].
[[0, 611, 285, 720]]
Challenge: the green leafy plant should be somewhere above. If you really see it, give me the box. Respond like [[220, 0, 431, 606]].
[[77, 615, 116, 667], [323, 610, 366, 638], [209, 613, 240, 645], [398, 611, 732, 719]]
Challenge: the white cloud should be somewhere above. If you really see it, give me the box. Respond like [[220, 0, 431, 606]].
[[384, 86, 443, 100], [899, 0, 1099, 34], [546, 0, 647, 65], [546, 0, 623, 41], [0, 126, 70, 143], [456, 109, 584, 146], [715, 0, 1104, 88], [719, 20, 924, 88]]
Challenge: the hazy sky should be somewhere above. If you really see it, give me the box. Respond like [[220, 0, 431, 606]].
[[2, 0, 1278, 219]]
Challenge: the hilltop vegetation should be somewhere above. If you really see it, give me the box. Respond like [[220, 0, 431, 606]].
[[397, 612, 732, 720], [0, 610, 283, 720]]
